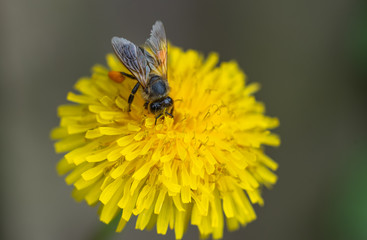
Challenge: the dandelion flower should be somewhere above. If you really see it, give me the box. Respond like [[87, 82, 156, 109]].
[[51, 45, 280, 239]]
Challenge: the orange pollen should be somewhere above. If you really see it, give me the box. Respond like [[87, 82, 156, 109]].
[[108, 71, 125, 83]]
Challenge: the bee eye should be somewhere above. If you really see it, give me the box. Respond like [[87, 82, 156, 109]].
[[163, 97, 173, 106]]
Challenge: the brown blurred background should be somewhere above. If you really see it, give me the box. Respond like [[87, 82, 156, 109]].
[[1, 0, 367, 239]]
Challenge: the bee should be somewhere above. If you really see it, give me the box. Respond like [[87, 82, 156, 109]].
[[109, 21, 173, 124]]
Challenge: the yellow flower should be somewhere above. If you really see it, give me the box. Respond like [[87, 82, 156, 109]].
[[51, 45, 280, 239]]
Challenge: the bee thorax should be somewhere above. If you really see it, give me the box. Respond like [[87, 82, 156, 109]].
[[151, 80, 167, 96], [143, 76, 170, 101]]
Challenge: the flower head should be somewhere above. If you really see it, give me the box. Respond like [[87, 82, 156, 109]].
[[51, 45, 280, 239]]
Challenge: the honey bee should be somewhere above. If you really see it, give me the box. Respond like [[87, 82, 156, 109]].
[[109, 21, 173, 124]]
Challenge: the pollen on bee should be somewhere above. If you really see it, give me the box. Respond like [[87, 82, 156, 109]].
[[108, 71, 125, 83]]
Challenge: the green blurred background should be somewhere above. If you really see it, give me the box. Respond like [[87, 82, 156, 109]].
[[1, 0, 367, 239]]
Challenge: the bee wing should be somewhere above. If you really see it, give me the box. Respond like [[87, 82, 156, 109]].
[[111, 36, 149, 88], [143, 21, 167, 79]]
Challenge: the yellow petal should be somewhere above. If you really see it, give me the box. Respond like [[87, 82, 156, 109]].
[[99, 178, 124, 204], [154, 188, 167, 214]]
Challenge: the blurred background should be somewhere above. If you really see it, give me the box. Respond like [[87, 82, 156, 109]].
[[1, 0, 367, 239]]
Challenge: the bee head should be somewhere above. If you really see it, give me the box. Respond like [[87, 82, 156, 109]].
[[150, 97, 174, 114]]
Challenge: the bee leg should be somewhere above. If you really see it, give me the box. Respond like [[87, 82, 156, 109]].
[[144, 101, 149, 110], [165, 111, 173, 118], [155, 113, 163, 125], [128, 82, 140, 112], [170, 105, 174, 115], [120, 72, 136, 79]]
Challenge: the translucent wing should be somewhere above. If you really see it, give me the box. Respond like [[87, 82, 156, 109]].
[[111, 37, 149, 88], [143, 21, 167, 79]]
